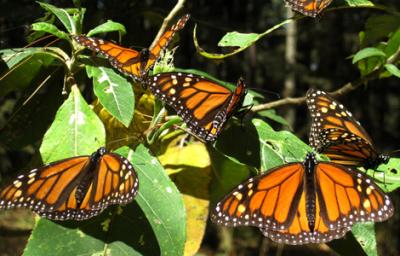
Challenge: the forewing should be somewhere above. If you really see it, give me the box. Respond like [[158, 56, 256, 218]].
[[74, 35, 142, 79]]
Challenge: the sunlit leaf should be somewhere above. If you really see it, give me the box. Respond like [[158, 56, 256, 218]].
[[87, 20, 126, 37], [86, 66, 134, 127], [384, 64, 400, 78], [218, 32, 259, 48], [351, 223, 378, 256], [158, 138, 211, 256], [31, 22, 69, 40], [39, 85, 105, 162], [37, 2, 76, 34], [125, 145, 187, 256], [352, 47, 386, 64]]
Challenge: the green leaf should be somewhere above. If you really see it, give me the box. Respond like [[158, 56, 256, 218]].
[[37, 2, 76, 34], [352, 47, 386, 64], [385, 28, 400, 57], [0, 47, 59, 69], [193, 19, 293, 59], [352, 223, 378, 256], [384, 64, 400, 78], [31, 22, 69, 40], [252, 118, 311, 170], [124, 145, 187, 256], [372, 157, 400, 192], [0, 49, 58, 97], [24, 203, 160, 255], [86, 66, 134, 127], [218, 32, 259, 48], [257, 109, 291, 128], [87, 20, 126, 37], [209, 146, 253, 203], [39, 85, 105, 162], [345, 0, 374, 6]]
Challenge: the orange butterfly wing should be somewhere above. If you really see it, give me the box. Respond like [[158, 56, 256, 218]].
[[0, 148, 139, 220], [211, 153, 393, 244], [74, 14, 189, 81], [147, 72, 246, 142], [284, 0, 333, 17], [144, 14, 190, 72], [74, 35, 143, 79], [306, 89, 389, 169]]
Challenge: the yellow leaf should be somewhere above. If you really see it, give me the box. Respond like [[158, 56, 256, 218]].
[[158, 137, 211, 256]]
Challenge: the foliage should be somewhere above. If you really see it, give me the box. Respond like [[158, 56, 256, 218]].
[[0, 1, 399, 256]]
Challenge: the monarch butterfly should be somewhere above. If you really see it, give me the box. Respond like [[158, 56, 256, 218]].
[[145, 72, 247, 142], [211, 152, 393, 245], [306, 89, 390, 169], [0, 147, 139, 221], [73, 14, 190, 82], [284, 0, 333, 17]]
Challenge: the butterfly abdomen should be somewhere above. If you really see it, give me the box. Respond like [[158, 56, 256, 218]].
[[304, 153, 317, 231]]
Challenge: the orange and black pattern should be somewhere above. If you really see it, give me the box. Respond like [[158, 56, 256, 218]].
[[211, 153, 393, 245], [146, 72, 246, 142], [306, 89, 389, 169], [74, 14, 189, 81], [284, 0, 333, 17], [0, 147, 139, 221]]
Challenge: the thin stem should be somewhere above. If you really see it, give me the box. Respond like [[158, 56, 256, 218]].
[[251, 47, 400, 112]]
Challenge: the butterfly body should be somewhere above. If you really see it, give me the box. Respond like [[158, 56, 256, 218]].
[[146, 72, 246, 142], [74, 14, 190, 82], [307, 89, 389, 169], [0, 147, 139, 221], [211, 153, 393, 244]]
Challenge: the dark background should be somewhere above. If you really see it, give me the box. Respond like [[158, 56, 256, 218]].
[[0, 0, 399, 255]]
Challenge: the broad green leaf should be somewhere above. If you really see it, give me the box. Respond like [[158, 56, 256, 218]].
[[352, 223, 378, 256], [352, 47, 386, 64], [252, 118, 311, 170], [193, 19, 294, 59], [87, 20, 126, 37], [158, 139, 211, 256], [218, 32, 259, 48], [86, 66, 134, 127], [37, 2, 76, 34], [384, 64, 400, 78], [126, 145, 186, 256], [31, 22, 69, 40], [39, 85, 105, 162]]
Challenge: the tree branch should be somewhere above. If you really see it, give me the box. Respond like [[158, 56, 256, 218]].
[[251, 48, 400, 112], [150, 0, 186, 49]]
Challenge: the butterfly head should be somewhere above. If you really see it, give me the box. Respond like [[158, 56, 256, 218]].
[[91, 147, 108, 162]]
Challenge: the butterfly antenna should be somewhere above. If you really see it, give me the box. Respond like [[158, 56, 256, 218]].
[[388, 149, 400, 158]]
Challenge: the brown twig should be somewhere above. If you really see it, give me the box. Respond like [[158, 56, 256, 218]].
[[251, 47, 400, 113], [149, 0, 186, 49]]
